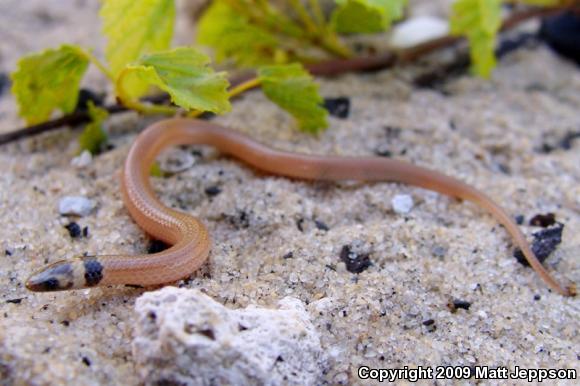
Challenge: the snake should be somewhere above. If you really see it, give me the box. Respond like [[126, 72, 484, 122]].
[[25, 118, 574, 296]]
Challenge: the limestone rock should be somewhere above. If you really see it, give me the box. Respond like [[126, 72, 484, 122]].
[[392, 194, 414, 214], [133, 287, 326, 386], [58, 196, 94, 216], [389, 16, 449, 48], [70, 150, 93, 168]]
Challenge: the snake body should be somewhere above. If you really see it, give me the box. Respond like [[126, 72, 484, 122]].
[[25, 118, 573, 296]]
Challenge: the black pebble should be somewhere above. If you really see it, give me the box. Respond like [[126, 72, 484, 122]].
[[533, 294, 541, 301], [204, 186, 222, 197], [323, 97, 350, 119], [424, 323, 436, 332], [449, 299, 471, 312], [540, 11, 580, 64], [6, 298, 24, 304], [64, 222, 82, 238], [74, 88, 105, 112], [538, 131, 580, 153], [374, 148, 392, 157], [237, 211, 250, 229], [515, 215, 525, 225], [498, 164, 510, 175], [81, 357, 91, 366], [539, 143, 555, 154], [529, 213, 556, 228], [191, 149, 203, 158], [224, 210, 250, 230], [495, 32, 537, 58], [339, 245, 372, 274], [148, 240, 169, 253], [559, 131, 580, 150], [282, 251, 293, 259], [5, 249, 12, 256], [296, 218, 304, 232], [82, 226, 89, 238], [514, 223, 564, 266], [314, 220, 329, 231], [422, 319, 435, 326], [0, 72, 9, 97], [412, 56, 469, 92]]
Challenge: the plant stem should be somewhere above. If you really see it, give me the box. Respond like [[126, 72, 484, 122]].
[[316, 32, 352, 58], [228, 77, 261, 98], [84, 49, 115, 82], [288, 0, 318, 35], [308, 0, 325, 26], [288, 0, 352, 58], [115, 68, 178, 115], [226, 0, 304, 39], [123, 99, 179, 115], [226, 0, 350, 58], [187, 110, 203, 118]]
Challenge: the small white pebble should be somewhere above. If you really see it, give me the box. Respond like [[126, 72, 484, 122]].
[[70, 150, 93, 168], [157, 148, 195, 173], [392, 194, 414, 214], [465, 355, 476, 363], [327, 346, 343, 359], [58, 196, 94, 216], [390, 16, 449, 48]]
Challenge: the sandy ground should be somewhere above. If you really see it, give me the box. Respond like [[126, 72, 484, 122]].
[[1, 1, 579, 385]]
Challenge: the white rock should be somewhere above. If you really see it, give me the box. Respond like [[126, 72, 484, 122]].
[[133, 287, 327, 386], [58, 196, 94, 216], [392, 194, 414, 214], [157, 148, 195, 173], [390, 16, 449, 49], [70, 150, 93, 168]]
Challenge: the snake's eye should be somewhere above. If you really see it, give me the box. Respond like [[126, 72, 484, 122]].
[[25, 261, 75, 292]]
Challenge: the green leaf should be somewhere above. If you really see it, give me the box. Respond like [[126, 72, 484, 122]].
[[450, 0, 501, 78], [120, 48, 231, 114], [519, 0, 562, 5], [100, 0, 175, 77], [11, 45, 89, 125], [258, 63, 328, 133], [331, 0, 408, 34], [197, 1, 281, 67], [78, 102, 109, 155]]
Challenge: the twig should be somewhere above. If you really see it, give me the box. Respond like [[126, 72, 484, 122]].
[[0, 94, 167, 144], [0, 4, 575, 146]]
